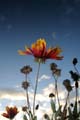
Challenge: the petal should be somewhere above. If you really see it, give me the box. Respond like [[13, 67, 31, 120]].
[[18, 50, 27, 55], [2, 113, 9, 118], [37, 38, 46, 49], [6, 106, 10, 113], [31, 38, 46, 57], [25, 46, 33, 54], [46, 47, 63, 60], [54, 56, 64, 60]]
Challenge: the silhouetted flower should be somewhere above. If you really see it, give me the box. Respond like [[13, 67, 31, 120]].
[[50, 63, 57, 70], [22, 80, 30, 89], [49, 93, 55, 98], [20, 65, 32, 74], [18, 38, 63, 63], [2, 106, 18, 119], [44, 114, 49, 119], [63, 79, 72, 92], [53, 68, 61, 77], [22, 106, 28, 112], [50, 63, 61, 77], [72, 58, 78, 66], [69, 71, 80, 81]]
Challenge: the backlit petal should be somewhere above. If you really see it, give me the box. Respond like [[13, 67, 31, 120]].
[[18, 50, 27, 55], [25, 46, 33, 54]]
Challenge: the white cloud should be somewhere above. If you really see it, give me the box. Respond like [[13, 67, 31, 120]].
[[43, 83, 55, 96], [0, 81, 80, 120], [38, 74, 51, 82], [0, 115, 9, 120], [0, 88, 25, 100]]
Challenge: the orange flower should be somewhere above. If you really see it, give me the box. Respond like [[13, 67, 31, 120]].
[[2, 106, 18, 119], [18, 38, 63, 62]]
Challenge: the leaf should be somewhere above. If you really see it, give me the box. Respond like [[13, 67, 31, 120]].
[[55, 105, 62, 117], [73, 101, 77, 115], [29, 110, 34, 119], [23, 114, 28, 120], [33, 116, 37, 120], [50, 99, 56, 113], [68, 107, 73, 120]]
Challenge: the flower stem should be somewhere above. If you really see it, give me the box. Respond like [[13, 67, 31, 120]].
[[53, 75, 60, 108], [74, 65, 80, 75], [75, 81, 78, 112], [25, 74, 30, 110], [26, 88, 30, 109], [66, 92, 69, 107], [33, 62, 40, 117]]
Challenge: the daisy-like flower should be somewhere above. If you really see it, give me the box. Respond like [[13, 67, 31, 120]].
[[2, 106, 18, 119], [49, 93, 55, 98], [18, 38, 63, 62], [20, 65, 32, 74], [22, 80, 30, 90], [63, 79, 72, 92]]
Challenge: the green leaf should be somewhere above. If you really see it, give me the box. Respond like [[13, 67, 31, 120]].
[[68, 107, 73, 120], [73, 101, 77, 115], [50, 99, 56, 113], [23, 114, 28, 120], [55, 105, 62, 117], [33, 116, 37, 120], [29, 110, 34, 119]]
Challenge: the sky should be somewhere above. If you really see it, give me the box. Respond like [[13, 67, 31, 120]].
[[0, 0, 80, 119]]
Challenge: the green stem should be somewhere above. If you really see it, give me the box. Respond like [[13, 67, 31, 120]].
[[53, 75, 60, 108], [75, 81, 78, 111], [74, 65, 80, 75], [26, 89, 31, 110], [25, 74, 31, 110], [66, 92, 69, 107], [33, 62, 41, 117]]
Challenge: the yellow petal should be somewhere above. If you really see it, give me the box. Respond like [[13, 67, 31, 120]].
[[18, 50, 26, 55], [37, 38, 46, 48], [25, 46, 32, 53], [55, 47, 62, 54]]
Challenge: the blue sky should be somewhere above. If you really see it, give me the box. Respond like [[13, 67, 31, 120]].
[[0, 0, 80, 119]]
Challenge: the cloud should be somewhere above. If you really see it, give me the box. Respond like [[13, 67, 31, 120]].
[[0, 115, 9, 120], [42, 84, 55, 96], [0, 81, 79, 120], [38, 74, 51, 82], [0, 88, 25, 100]]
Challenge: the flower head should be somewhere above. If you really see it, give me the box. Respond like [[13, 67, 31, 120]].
[[20, 65, 32, 74], [69, 71, 80, 81], [49, 93, 55, 98], [50, 63, 57, 70], [72, 58, 78, 66], [50, 63, 61, 77], [22, 106, 28, 112], [63, 79, 72, 92], [18, 38, 63, 62], [22, 80, 30, 89], [2, 106, 18, 119]]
